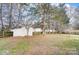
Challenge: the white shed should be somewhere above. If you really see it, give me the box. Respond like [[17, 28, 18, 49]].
[[11, 27, 34, 37]]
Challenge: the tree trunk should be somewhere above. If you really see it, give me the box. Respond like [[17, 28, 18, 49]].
[[9, 3, 12, 30], [25, 25, 29, 36], [18, 3, 21, 27], [0, 4, 4, 37], [42, 15, 46, 35]]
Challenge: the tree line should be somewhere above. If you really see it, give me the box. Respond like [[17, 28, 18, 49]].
[[0, 3, 70, 37]]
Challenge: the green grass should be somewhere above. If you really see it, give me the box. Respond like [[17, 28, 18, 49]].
[[0, 40, 10, 54], [63, 40, 79, 48], [0, 34, 79, 54], [10, 40, 29, 54], [0, 38, 29, 54], [60, 39, 79, 54]]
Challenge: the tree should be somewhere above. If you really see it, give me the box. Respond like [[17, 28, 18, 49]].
[[8, 3, 12, 30], [70, 8, 79, 29], [20, 3, 35, 36], [52, 3, 69, 33], [34, 3, 55, 34], [0, 4, 4, 37]]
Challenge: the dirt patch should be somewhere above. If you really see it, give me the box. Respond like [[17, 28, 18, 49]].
[[26, 45, 60, 55]]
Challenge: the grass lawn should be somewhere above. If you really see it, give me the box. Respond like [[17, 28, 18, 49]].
[[0, 34, 79, 55]]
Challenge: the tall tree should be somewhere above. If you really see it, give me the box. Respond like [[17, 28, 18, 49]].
[[0, 4, 4, 37], [70, 8, 79, 29], [52, 3, 69, 32], [35, 3, 54, 34], [8, 3, 12, 30], [20, 3, 33, 36]]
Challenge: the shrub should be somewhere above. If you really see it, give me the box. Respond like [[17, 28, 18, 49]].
[[33, 32, 42, 35], [0, 31, 13, 37]]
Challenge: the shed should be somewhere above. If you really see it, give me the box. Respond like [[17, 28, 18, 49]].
[[11, 27, 34, 37]]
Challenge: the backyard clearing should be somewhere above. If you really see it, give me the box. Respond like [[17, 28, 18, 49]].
[[0, 34, 79, 55]]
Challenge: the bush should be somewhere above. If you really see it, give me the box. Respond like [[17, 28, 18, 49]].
[[0, 31, 2, 37], [0, 31, 13, 37], [33, 32, 42, 35], [4, 31, 13, 37]]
